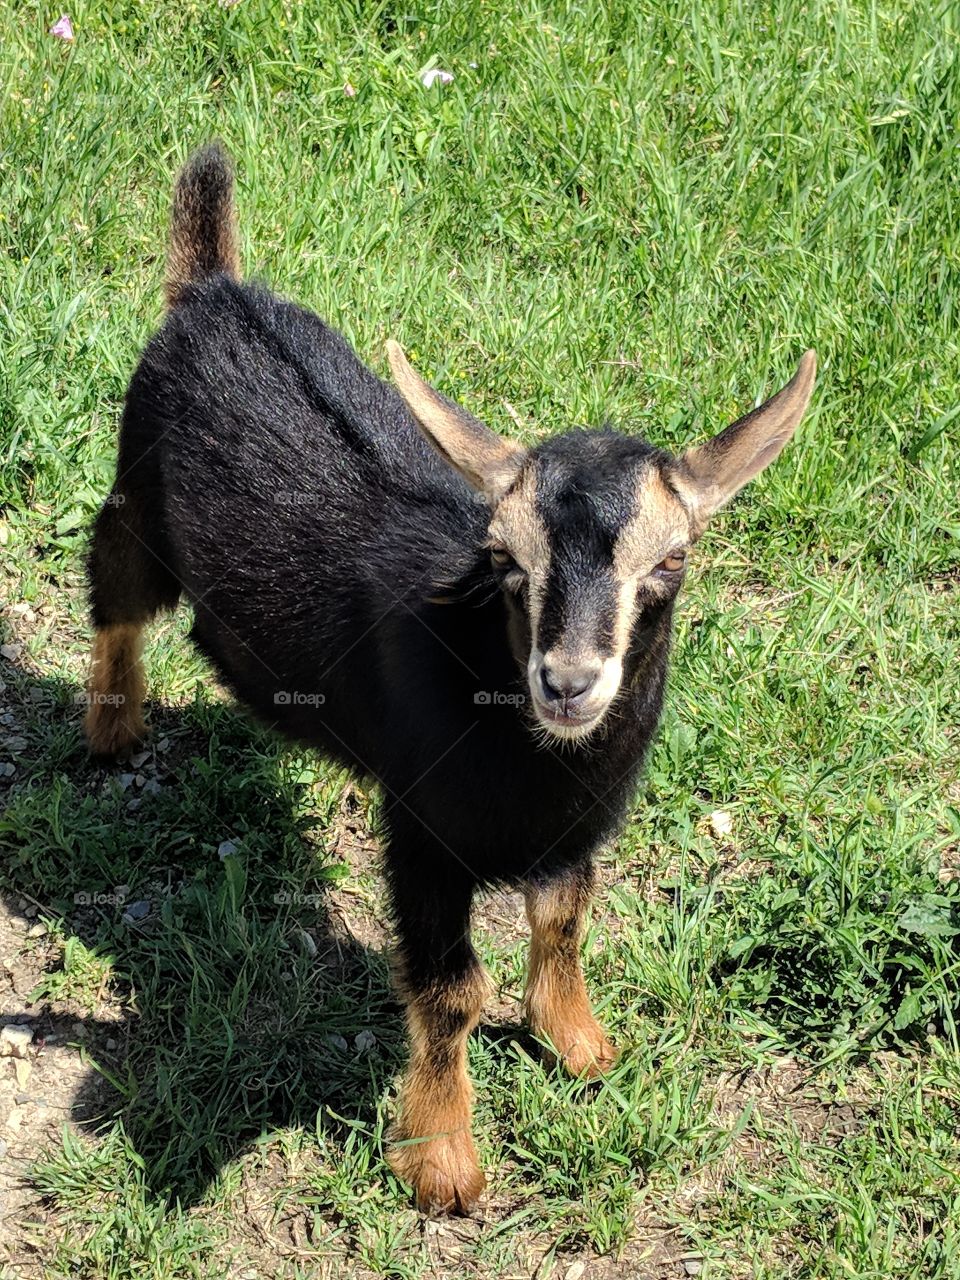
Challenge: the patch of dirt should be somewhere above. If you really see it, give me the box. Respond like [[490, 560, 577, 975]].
[[712, 1056, 870, 1151], [217, 1145, 700, 1280], [0, 898, 126, 1266]]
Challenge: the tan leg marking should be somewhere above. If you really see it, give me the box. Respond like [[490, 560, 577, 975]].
[[523, 871, 616, 1078], [84, 624, 147, 758], [389, 965, 490, 1214]]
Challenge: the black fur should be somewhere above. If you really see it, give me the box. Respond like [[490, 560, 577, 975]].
[[92, 276, 680, 888]]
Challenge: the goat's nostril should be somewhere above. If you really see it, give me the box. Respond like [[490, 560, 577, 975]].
[[540, 662, 599, 702]]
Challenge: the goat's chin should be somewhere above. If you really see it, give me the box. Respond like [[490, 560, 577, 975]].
[[530, 699, 611, 745], [538, 716, 605, 744]]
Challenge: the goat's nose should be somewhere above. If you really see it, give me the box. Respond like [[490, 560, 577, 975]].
[[540, 659, 601, 702]]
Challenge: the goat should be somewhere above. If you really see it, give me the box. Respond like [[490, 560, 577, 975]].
[[85, 143, 816, 1214]]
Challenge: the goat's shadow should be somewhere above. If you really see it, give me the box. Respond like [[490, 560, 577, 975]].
[[0, 652, 434, 1208]]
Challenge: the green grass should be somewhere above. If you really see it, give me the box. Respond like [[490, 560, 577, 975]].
[[1, 0, 959, 1275]]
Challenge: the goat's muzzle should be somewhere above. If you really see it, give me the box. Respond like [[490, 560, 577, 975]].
[[527, 649, 623, 741]]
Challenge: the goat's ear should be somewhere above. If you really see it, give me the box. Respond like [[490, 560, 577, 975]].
[[681, 350, 816, 519], [386, 340, 526, 500]]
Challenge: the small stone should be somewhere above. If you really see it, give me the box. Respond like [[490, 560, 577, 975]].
[[0, 763, 15, 778], [129, 749, 150, 769], [5, 737, 27, 754], [683, 1260, 703, 1276], [14, 1092, 31, 1106], [218, 840, 238, 860], [23, 905, 37, 919], [709, 809, 734, 839], [156, 737, 170, 752], [6, 1109, 22, 1133], [354, 1030, 376, 1053], [133, 773, 146, 788], [122, 900, 150, 923], [299, 930, 317, 958], [564, 1264, 587, 1280], [126, 799, 142, 812], [105, 1037, 118, 1051], [14, 1059, 31, 1089], [72, 1022, 87, 1037], [113, 884, 129, 898], [0, 1025, 33, 1058], [324, 1033, 348, 1053], [25, 923, 46, 939], [117, 773, 135, 791], [142, 779, 162, 796], [0, 644, 22, 662]]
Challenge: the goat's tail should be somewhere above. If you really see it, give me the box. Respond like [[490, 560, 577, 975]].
[[164, 141, 240, 309]]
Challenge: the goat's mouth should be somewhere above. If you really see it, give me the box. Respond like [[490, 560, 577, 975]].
[[532, 696, 607, 741]]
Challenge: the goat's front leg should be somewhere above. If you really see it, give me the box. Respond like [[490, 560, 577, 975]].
[[387, 868, 489, 1214], [523, 860, 616, 1078]]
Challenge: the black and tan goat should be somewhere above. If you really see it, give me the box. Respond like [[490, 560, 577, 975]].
[[85, 144, 816, 1213]]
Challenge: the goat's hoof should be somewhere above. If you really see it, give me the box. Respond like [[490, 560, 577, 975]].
[[84, 705, 148, 761], [542, 1020, 618, 1079], [388, 1133, 485, 1215]]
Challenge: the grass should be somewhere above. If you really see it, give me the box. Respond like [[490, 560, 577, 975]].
[[0, 0, 958, 1275]]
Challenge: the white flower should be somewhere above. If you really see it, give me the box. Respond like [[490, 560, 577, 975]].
[[421, 68, 454, 89]]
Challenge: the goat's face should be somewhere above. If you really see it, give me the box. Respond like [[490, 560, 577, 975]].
[[484, 439, 691, 739], [387, 342, 816, 744]]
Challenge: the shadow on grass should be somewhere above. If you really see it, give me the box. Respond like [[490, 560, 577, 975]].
[[0, 655, 408, 1207]]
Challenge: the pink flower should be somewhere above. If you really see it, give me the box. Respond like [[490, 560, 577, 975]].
[[49, 13, 74, 40]]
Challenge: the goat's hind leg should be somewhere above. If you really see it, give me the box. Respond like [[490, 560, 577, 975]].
[[523, 860, 616, 1078], [84, 486, 180, 758], [386, 862, 490, 1214]]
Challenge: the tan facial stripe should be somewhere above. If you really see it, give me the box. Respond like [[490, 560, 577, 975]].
[[612, 468, 690, 581], [590, 468, 690, 664], [488, 463, 552, 644], [612, 575, 638, 658]]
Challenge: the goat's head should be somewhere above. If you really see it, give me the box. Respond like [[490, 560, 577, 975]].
[[387, 342, 816, 744]]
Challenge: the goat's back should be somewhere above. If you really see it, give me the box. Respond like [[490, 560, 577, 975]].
[[126, 279, 478, 612]]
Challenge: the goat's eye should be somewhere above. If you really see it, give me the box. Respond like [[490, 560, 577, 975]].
[[654, 549, 687, 574], [490, 547, 516, 570]]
